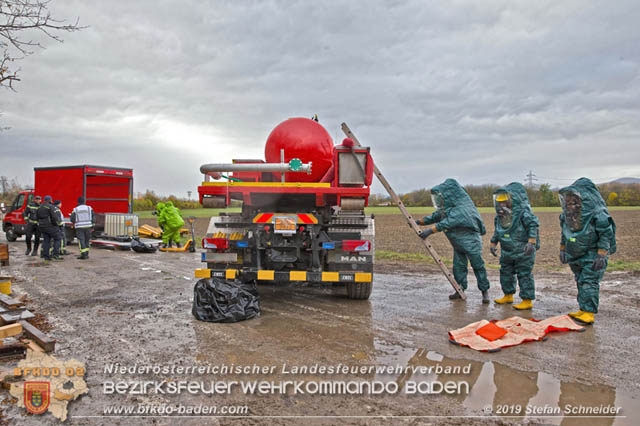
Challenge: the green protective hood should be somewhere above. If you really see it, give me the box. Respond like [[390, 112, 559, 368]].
[[560, 177, 617, 255], [493, 181, 540, 249], [156, 202, 165, 212], [560, 177, 608, 225], [431, 178, 486, 234], [494, 182, 532, 220]]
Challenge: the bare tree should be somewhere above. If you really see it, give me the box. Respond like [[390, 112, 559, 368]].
[[1, 0, 82, 90], [0, 175, 23, 204]]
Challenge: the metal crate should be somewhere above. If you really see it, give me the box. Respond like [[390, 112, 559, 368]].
[[104, 213, 138, 238]]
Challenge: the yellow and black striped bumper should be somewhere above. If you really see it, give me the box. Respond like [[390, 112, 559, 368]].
[[194, 269, 372, 283]]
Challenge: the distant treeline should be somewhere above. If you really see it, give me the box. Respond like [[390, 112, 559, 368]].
[[370, 183, 640, 207], [4, 178, 638, 211], [133, 190, 201, 211]]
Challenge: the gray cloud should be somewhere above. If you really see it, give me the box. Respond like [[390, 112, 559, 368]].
[[1, 0, 639, 197]]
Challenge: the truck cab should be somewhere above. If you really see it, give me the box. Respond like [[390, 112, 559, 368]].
[[2, 190, 34, 241]]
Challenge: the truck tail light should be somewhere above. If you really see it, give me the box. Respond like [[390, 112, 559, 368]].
[[202, 238, 228, 249], [342, 240, 371, 252]]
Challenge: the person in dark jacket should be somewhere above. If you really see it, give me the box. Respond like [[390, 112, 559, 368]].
[[36, 195, 62, 261], [53, 200, 69, 255], [23, 195, 41, 256]]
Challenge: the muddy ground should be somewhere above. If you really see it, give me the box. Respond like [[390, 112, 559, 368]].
[[0, 214, 638, 425]]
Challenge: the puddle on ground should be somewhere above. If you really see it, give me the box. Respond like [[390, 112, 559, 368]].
[[375, 339, 637, 426]]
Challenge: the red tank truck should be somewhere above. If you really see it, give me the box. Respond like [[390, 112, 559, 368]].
[[195, 117, 376, 299]]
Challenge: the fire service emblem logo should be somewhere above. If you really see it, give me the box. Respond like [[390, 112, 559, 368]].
[[24, 381, 50, 415]]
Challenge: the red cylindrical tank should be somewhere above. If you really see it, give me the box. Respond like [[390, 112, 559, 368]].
[[265, 118, 334, 182]]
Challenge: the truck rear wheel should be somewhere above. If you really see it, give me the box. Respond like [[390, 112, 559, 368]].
[[346, 281, 372, 300], [5, 227, 17, 242]]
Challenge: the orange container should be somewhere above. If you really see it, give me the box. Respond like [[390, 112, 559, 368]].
[[0, 243, 8, 260]]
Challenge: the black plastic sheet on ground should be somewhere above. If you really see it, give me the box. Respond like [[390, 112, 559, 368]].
[[130, 237, 157, 253], [192, 278, 260, 323]]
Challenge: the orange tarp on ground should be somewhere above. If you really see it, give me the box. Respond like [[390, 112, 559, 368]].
[[449, 315, 584, 352]]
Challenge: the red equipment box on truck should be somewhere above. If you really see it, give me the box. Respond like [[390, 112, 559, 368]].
[[2, 165, 133, 241]]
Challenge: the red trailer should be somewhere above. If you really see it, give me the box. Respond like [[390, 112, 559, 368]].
[[2, 165, 133, 241]]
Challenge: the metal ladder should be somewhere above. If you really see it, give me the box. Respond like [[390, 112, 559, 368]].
[[341, 123, 466, 299]]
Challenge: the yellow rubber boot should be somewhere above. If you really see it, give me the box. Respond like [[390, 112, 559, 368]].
[[573, 311, 595, 324], [568, 310, 584, 318], [513, 299, 533, 310], [494, 294, 514, 304]]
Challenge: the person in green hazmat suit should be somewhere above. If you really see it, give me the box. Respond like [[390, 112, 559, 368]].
[[159, 201, 185, 248], [155, 202, 166, 231], [415, 178, 491, 303], [558, 178, 616, 325], [490, 182, 540, 310]]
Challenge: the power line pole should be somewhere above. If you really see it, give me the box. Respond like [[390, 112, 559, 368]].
[[525, 170, 538, 188]]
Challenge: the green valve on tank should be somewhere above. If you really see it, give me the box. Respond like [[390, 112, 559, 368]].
[[289, 158, 303, 171]]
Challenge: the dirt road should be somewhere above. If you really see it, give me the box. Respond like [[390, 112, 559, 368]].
[[0, 237, 638, 425]]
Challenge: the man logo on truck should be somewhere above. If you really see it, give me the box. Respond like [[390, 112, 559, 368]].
[[340, 255, 368, 263]]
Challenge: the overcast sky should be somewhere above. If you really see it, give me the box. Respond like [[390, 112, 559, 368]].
[[1, 0, 639, 197]]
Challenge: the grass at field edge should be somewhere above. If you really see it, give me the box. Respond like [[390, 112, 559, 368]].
[[377, 250, 640, 272]]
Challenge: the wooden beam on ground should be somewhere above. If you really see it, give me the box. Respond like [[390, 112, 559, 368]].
[[0, 310, 35, 325], [22, 339, 45, 353], [0, 323, 22, 339], [341, 123, 466, 299], [0, 344, 26, 360], [18, 321, 55, 353], [0, 294, 24, 309]]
